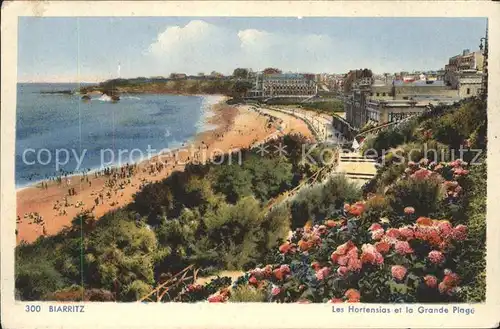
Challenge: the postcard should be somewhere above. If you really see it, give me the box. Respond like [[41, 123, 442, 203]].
[[1, 1, 500, 328]]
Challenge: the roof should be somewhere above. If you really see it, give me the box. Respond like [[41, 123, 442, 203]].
[[393, 80, 446, 87], [264, 73, 314, 80]]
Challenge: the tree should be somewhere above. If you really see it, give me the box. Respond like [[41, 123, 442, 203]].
[[263, 68, 282, 75], [232, 80, 254, 97], [83, 210, 158, 291], [232, 68, 250, 79], [16, 260, 65, 300], [211, 164, 253, 203], [210, 71, 223, 78]]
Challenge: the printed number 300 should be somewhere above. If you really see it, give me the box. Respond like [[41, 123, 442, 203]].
[[25, 305, 41, 312]]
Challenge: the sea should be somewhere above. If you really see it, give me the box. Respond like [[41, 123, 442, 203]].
[[16, 83, 222, 188]]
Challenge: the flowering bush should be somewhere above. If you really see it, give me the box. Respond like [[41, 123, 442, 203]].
[[158, 160, 478, 304], [174, 276, 232, 302], [197, 159, 474, 304], [386, 159, 470, 224], [214, 202, 469, 303]]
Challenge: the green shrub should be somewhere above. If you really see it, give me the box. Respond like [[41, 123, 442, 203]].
[[360, 195, 392, 228], [122, 280, 152, 301], [229, 285, 267, 302], [456, 159, 486, 302], [387, 175, 444, 221], [290, 175, 361, 228], [15, 260, 65, 300]]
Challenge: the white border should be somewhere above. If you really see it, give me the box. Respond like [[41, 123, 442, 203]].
[[2, 1, 500, 328]]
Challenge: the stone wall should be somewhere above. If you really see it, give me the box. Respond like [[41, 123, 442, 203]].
[[393, 85, 458, 99]]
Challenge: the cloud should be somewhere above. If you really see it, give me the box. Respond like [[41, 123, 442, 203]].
[[146, 20, 346, 74], [147, 20, 241, 74]]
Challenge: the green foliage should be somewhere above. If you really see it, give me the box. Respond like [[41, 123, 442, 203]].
[[243, 156, 293, 202], [302, 100, 344, 114], [232, 80, 254, 96], [387, 175, 444, 220], [290, 175, 362, 228], [420, 98, 487, 153], [232, 68, 250, 79], [15, 260, 65, 300], [122, 280, 152, 301], [229, 285, 267, 302], [363, 129, 405, 157], [211, 164, 253, 203], [205, 197, 265, 269], [456, 159, 486, 302], [84, 210, 158, 290], [359, 195, 392, 228]]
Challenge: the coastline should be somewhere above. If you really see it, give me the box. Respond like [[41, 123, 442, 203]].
[[16, 96, 314, 245], [15, 94, 226, 192]]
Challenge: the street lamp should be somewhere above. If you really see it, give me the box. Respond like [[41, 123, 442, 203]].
[[479, 25, 488, 101]]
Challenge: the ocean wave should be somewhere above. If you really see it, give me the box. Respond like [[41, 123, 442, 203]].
[[98, 94, 113, 102], [195, 95, 226, 132]]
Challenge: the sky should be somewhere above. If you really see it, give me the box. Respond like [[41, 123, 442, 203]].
[[18, 17, 487, 83]]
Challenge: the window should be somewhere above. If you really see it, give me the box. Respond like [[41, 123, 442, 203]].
[[376, 93, 380, 97], [382, 92, 386, 96], [467, 88, 470, 95]]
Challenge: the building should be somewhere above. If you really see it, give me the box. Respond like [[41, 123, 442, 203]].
[[247, 73, 317, 98], [365, 99, 458, 125], [444, 49, 484, 95], [455, 70, 483, 98], [169, 73, 187, 80], [344, 83, 371, 129], [392, 80, 459, 100], [344, 75, 461, 129]]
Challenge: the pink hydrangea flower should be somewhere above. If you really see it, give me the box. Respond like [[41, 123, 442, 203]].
[[438, 281, 448, 294], [360, 244, 384, 266], [395, 241, 414, 255], [347, 246, 359, 259], [336, 241, 354, 255], [424, 275, 438, 288], [437, 221, 453, 237], [347, 257, 362, 272], [452, 224, 468, 241], [375, 241, 391, 254], [280, 264, 291, 274], [337, 266, 348, 277], [399, 226, 414, 240], [391, 265, 407, 281], [371, 229, 385, 240], [344, 288, 361, 302], [207, 294, 225, 303], [386, 228, 401, 239], [369, 223, 383, 231], [271, 286, 281, 296], [453, 167, 469, 176], [404, 206, 415, 215], [337, 255, 349, 266], [411, 168, 432, 180], [315, 267, 331, 281], [428, 250, 445, 264]]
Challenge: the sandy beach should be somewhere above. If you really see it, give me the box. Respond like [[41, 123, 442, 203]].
[[16, 99, 314, 245]]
